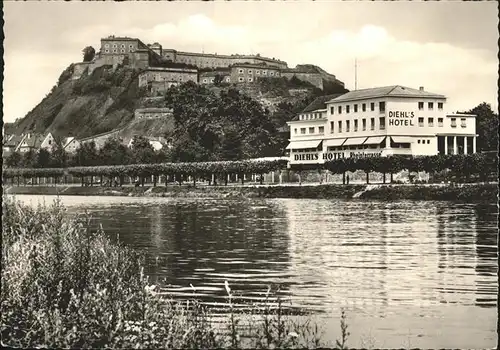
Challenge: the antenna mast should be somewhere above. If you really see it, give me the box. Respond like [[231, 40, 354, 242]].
[[355, 58, 358, 90]]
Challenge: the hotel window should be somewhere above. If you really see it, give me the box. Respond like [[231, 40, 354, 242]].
[[362, 118, 366, 131], [438, 117, 444, 127], [330, 121, 334, 133], [338, 121, 342, 133], [354, 104, 358, 113], [379, 102, 386, 113], [294, 128, 297, 134], [319, 126, 324, 133], [309, 127, 315, 134], [418, 117, 424, 127], [300, 128, 306, 134], [346, 105, 350, 114], [451, 118, 457, 127], [346, 120, 350, 132], [438, 102, 443, 110], [428, 102, 434, 110], [418, 102, 424, 110], [370, 103, 375, 111], [379, 117, 385, 130], [428, 117, 434, 127], [370, 118, 375, 130], [338, 106, 342, 114], [354, 119, 358, 132], [362, 103, 366, 112], [461, 118, 467, 128], [330, 107, 334, 114]]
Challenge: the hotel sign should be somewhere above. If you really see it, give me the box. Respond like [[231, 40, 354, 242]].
[[293, 153, 319, 161], [388, 111, 415, 127]]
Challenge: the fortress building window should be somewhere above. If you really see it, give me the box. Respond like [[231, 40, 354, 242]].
[[276, 72, 280, 76], [379, 117, 386, 130], [129, 44, 133, 49], [263, 71, 267, 75], [248, 69, 253, 74], [226, 77, 231, 82], [113, 49, 118, 53], [248, 78, 253, 82], [418, 117, 424, 127], [238, 77, 244, 82], [256, 70, 260, 75], [105, 49, 109, 53], [121, 44, 125, 48], [203, 79, 207, 83], [121, 49, 125, 53], [239, 69, 244, 74], [270, 72, 274, 76], [104, 43, 109, 48], [113, 44, 117, 48]]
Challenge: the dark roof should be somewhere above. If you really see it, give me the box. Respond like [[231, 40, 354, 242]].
[[327, 85, 445, 103], [302, 94, 346, 113]]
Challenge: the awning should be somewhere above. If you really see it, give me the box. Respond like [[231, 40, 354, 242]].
[[324, 138, 346, 147], [391, 136, 413, 143], [364, 136, 386, 145], [285, 139, 322, 150], [342, 137, 367, 146]]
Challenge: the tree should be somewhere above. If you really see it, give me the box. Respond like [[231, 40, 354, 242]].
[[50, 138, 68, 168], [4, 152, 22, 168], [35, 149, 52, 168], [130, 136, 156, 164], [21, 149, 37, 168], [71, 141, 99, 166], [461, 102, 498, 152], [99, 137, 130, 165], [82, 46, 96, 62]]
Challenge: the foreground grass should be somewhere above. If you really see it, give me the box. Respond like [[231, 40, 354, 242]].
[[1, 197, 349, 349]]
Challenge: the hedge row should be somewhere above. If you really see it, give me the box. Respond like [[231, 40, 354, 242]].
[[2, 159, 289, 179]]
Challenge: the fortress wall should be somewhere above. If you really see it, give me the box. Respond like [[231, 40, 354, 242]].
[[281, 72, 324, 89]]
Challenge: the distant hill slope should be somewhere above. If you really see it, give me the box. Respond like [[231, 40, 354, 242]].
[[8, 63, 347, 140]]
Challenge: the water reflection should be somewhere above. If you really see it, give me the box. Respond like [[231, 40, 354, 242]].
[[9, 195, 498, 348]]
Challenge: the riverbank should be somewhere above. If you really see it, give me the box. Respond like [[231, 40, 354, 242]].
[[3, 182, 498, 202]]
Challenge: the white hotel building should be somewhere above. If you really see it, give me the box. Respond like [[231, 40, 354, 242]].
[[286, 85, 477, 165]]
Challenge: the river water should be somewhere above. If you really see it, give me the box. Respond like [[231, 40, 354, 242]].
[[10, 194, 498, 348]]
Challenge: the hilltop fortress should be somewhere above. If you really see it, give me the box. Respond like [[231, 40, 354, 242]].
[[72, 35, 346, 94]]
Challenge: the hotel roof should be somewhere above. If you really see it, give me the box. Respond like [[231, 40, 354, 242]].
[[326, 85, 446, 103]]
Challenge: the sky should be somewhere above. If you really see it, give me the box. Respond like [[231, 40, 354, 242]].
[[2, 1, 498, 123]]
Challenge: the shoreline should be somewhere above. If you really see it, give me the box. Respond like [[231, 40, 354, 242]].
[[3, 183, 498, 202]]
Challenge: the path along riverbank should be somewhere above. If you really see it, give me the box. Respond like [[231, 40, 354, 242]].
[[3, 182, 498, 202]]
